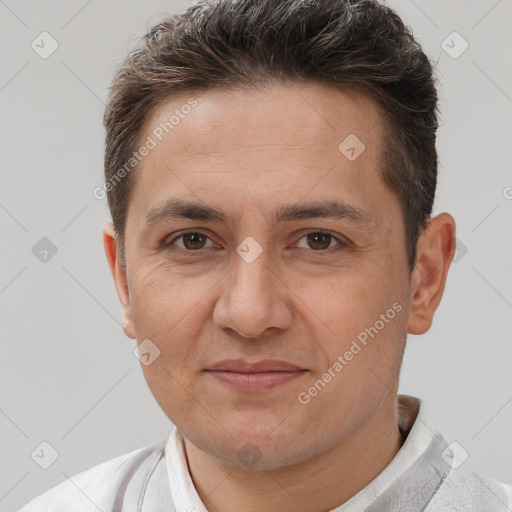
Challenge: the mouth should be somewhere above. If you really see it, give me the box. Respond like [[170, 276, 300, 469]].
[[204, 359, 309, 391]]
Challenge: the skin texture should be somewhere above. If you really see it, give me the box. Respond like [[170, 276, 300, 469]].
[[103, 82, 456, 512]]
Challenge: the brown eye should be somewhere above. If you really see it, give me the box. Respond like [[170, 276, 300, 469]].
[[306, 232, 333, 250], [179, 232, 209, 250]]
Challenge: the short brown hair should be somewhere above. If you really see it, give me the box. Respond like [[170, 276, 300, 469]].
[[103, 0, 439, 272]]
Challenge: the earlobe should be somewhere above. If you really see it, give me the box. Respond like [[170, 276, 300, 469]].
[[102, 223, 136, 339], [407, 213, 456, 335]]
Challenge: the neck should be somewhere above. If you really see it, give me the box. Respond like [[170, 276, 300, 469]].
[[183, 395, 404, 512]]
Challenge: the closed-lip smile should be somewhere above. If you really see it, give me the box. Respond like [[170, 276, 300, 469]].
[[205, 359, 308, 391]]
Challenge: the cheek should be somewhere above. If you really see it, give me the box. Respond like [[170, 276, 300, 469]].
[[128, 263, 212, 377], [129, 259, 213, 328], [291, 265, 400, 339], [293, 264, 408, 391], [128, 265, 209, 425], [140, 358, 200, 431]]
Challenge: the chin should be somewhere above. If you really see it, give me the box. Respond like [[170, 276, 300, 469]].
[[184, 421, 319, 470]]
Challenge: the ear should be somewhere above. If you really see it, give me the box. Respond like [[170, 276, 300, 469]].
[[407, 213, 456, 335], [102, 222, 136, 339]]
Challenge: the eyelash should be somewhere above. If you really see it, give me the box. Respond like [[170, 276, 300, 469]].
[[164, 229, 348, 254]]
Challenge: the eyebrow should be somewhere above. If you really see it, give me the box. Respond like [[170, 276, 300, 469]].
[[144, 198, 374, 229]]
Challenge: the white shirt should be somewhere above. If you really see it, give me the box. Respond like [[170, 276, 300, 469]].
[[19, 394, 512, 512]]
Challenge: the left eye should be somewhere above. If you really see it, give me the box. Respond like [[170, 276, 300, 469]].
[[172, 232, 215, 250], [295, 232, 341, 251]]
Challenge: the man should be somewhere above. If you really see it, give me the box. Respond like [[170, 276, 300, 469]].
[[20, 0, 512, 511]]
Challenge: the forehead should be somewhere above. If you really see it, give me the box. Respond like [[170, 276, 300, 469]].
[[128, 82, 388, 225], [140, 82, 384, 161]]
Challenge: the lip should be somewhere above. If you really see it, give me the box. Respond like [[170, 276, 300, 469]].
[[205, 359, 308, 391], [207, 359, 304, 372]]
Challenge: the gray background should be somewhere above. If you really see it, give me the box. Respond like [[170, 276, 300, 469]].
[[0, 0, 511, 510]]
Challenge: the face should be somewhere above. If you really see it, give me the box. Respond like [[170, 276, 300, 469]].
[[108, 82, 420, 470]]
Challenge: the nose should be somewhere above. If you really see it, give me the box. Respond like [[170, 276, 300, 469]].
[[213, 249, 293, 339]]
